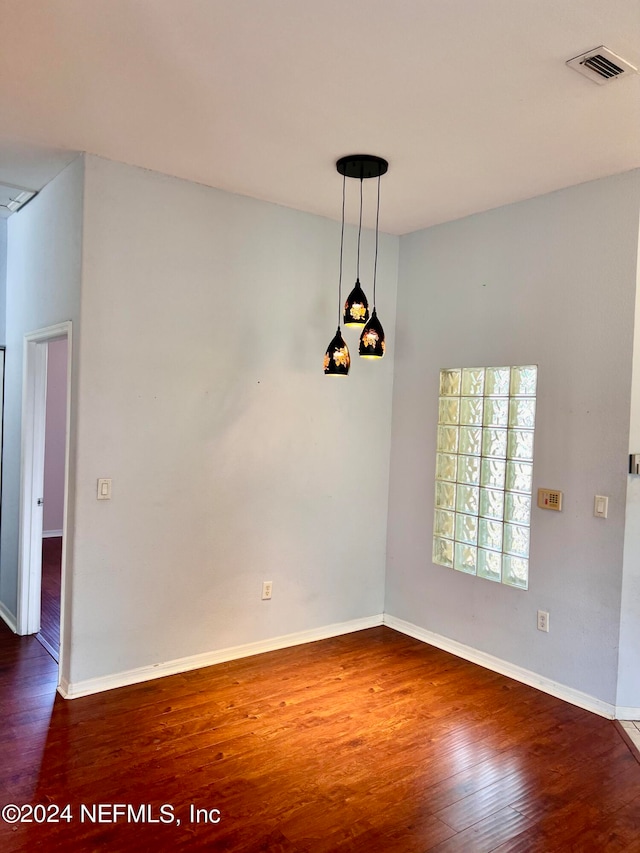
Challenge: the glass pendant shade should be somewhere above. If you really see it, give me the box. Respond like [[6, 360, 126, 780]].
[[359, 308, 385, 359], [343, 279, 370, 327], [324, 327, 351, 375]]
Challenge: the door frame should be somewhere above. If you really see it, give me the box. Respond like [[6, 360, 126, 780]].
[[17, 322, 72, 660]]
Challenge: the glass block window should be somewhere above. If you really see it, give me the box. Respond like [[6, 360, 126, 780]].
[[433, 366, 537, 590]]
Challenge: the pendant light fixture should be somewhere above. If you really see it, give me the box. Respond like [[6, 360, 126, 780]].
[[324, 172, 351, 376], [359, 171, 385, 360], [324, 154, 389, 375]]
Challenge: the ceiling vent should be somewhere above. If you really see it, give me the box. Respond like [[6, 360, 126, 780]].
[[0, 185, 37, 216], [566, 46, 638, 85]]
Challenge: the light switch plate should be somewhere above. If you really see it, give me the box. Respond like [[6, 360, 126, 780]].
[[97, 478, 112, 500], [594, 495, 608, 518]]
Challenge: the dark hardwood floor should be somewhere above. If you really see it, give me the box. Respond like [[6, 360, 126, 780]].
[[36, 536, 62, 661], [1, 622, 639, 852]]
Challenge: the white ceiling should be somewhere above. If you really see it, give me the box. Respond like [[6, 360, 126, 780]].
[[0, 0, 638, 234]]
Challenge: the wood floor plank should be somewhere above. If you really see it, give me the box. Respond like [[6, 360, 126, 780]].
[[36, 537, 61, 659], [428, 805, 534, 852], [1, 624, 639, 851]]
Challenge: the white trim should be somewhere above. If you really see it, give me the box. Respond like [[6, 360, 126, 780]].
[[23, 322, 71, 343], [54, 607, 638, 719], [616, 707, 640, 721], [17, 338, 48, 635], [0, 600, 17, 633], [58, 325, 73, 691], [36, 631, 58, 662], [17, 322, 72, 698], [42, 530, 64, 539], [58, 614, 384, 699], [383, 614, 617, 720]]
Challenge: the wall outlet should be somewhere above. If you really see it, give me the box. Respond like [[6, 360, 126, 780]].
[[261, 581, 273, 601], [537, 610, 549, 632]]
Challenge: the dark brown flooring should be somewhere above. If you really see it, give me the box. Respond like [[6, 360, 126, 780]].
[[1, 623, 639, 852], [36, 536, 62, 661]]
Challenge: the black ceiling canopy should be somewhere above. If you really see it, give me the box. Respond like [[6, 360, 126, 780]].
[[336, 155, 388, 180]]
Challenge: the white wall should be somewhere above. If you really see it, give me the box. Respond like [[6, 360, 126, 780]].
[[43, 337, 68, 534], [0, 157, 83, 624], [66, 155, 398, 686], [386, 170, 640, 707]]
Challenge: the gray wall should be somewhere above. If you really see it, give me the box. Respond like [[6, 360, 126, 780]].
[[386, 170, 640, 707], [66, 155, 398, 686]]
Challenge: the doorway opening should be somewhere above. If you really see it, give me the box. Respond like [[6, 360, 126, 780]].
[[17, 322, 71, 675], [36, 337, 68, 660]]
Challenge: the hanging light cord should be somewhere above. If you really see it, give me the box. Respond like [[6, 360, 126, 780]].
[[372, 174, 380, 308], [338, 173, 346, 326], [356, 178, 363, 280]]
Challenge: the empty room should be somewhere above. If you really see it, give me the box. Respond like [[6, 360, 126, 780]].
[[1, 1, 640, 850]]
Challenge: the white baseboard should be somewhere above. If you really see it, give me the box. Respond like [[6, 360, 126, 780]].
[[384, 614, 617, 720], [58, 613, 385, 699], [43, 530, 63, 539], [54, 610, 639, 721], [0, 599, 17, 633], [615, 706, 640, 721]]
